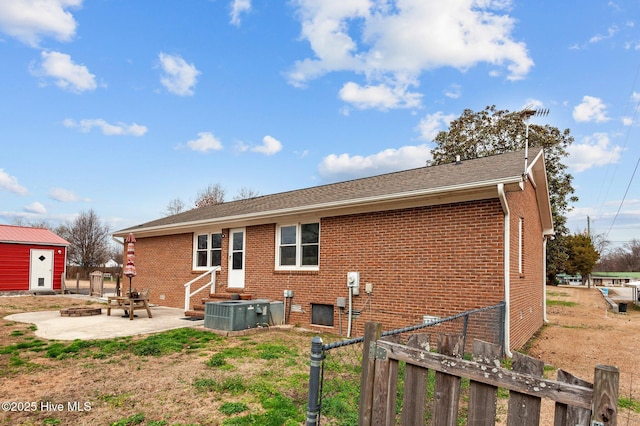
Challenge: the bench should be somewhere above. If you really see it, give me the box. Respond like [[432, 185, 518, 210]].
[[107, 289, 152, 320]]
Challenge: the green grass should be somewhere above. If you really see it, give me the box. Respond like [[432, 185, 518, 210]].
[[110, 412, 145, 426], [546, 299, 577, 307], [98, 392, 134, 409], [193, 378, 218, 392], [0, 327, 224, 364], [619, 396, 640, 413], [547, 291, 570, 297], [255, 342, 297, 360], [219, 402, 249, 415]]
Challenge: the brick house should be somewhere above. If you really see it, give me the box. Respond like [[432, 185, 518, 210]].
[[114, 148, 553, 351]]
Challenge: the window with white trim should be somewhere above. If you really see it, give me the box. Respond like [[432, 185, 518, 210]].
[[276, 222, 319, 269], [194, 232, 222, 269]]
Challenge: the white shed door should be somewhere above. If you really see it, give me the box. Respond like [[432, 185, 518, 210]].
[[30, 249, 53, 290]]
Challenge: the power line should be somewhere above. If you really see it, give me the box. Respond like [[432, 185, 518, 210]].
[[606, 154, 640, 238], [597, 57, 640, 240]]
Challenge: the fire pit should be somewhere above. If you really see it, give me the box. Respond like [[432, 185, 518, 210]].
[[59, 307, 102, 317]]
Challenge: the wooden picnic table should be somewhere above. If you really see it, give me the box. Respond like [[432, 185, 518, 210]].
[[106, 290, 152, 320]]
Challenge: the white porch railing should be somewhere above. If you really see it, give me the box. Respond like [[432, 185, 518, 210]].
[[183, 266, 221, 312]]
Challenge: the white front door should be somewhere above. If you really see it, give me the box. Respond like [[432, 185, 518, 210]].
[[228, 228, 245, 288], [30, 249, 53, 291]]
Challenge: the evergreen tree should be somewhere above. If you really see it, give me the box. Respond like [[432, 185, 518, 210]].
[[428, 105, 578, 284]]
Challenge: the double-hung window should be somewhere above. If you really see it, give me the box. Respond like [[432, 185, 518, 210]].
[[276, 222, 319, 269], [194, 232, 222, 269]]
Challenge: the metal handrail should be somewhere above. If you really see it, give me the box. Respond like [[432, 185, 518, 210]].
[[183, 267, 220, 312]]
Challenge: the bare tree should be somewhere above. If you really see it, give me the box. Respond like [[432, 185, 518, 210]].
[[233, 187, 260, 200], [195, 183, 226, 208], [163, 197, 186, 216], [11, 218, 53, 230], [109, 243, 124, 267], [56, 209, 110, 278], [596, 239, 640, 272]]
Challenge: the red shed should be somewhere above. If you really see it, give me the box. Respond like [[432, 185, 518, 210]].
[[0, 225, 69, 293]]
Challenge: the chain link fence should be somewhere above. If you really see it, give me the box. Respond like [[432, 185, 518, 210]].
[[306, 302, 506, 425]]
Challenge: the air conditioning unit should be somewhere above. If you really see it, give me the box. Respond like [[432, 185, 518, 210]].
[[269, 301, 285, 325], [204, 300, 270, 331]]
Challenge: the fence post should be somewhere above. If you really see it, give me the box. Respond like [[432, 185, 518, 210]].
[[498, 301, 506, 357], [306, 336, 324, 426], [592, 364, 619, 426], [359, 321, 382, 426]]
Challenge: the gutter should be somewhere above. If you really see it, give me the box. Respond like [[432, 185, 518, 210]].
[[543, 236, 549, 323], [497, 183, 513, 357]]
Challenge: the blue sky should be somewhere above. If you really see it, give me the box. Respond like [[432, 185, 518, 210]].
[[0, 0, 639, 252]]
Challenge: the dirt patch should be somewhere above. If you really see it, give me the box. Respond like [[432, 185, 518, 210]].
[[527, 286, 640, 424]]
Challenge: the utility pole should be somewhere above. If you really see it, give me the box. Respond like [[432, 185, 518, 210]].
[[587, 216, 592, 288]]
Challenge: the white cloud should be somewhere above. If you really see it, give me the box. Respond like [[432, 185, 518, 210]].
[[339, 81, 422, 110], [416, 111, 457, 141], [318, 144, 432, 180], [251, 135, 282, 155], [186, 132, 223, 152], [158, 52, 200, 96], [0, 0, 81, 47], [0, 169, 28, 195], [63, 118, 147, 136], [230, 0, 252, 26], [31, 50, 97, 93], [444, 83, 462, 99], [589, 25, 618, 44], [49, 187, 78, 202], [567, 133, 622, 172], [287, 0, 533, 104], [573, 96, 609, 123], [24, 202, 46, 214]]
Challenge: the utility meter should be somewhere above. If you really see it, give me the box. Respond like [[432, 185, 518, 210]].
[[347, 272, 360, 296]]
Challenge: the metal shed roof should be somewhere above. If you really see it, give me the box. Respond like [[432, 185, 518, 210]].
[[0, 225, 69, 246]]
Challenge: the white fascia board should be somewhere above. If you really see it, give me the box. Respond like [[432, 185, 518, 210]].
[[527, 150, 554, 235], [118, 176, 524, 238]]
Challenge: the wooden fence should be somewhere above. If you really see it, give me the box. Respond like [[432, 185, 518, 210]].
[[358, 322, 620, 426]]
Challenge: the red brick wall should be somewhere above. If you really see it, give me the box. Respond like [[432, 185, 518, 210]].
[[505, 182, 545, 349], [124, 233, 203, 309], [132, 193, 545, 350]]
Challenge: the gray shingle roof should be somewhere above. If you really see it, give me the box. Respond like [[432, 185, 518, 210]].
[[116, 148, 541, 236]]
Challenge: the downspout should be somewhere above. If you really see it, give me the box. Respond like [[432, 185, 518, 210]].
[[543, 236, 549, 323], [497, 184, 513, 357]]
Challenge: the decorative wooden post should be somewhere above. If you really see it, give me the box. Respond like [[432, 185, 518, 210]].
[[592, 364, 619, 425], [359, 322, 382, 426]]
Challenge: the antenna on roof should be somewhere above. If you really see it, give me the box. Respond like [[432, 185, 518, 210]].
[[519, 105, 549, 176]]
